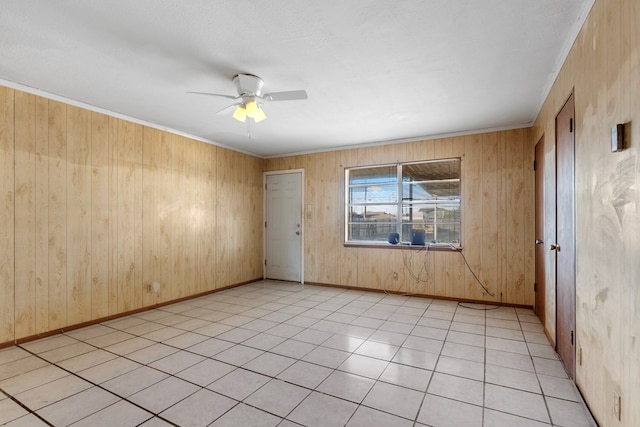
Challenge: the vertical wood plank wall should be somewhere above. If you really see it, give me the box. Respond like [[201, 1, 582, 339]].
[[0, 87, 263, 345], [532, 0, 639, 425], [265, 129, 535, 306]]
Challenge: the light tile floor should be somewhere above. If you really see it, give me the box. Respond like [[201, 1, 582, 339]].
[[0, 281, 597, 427]]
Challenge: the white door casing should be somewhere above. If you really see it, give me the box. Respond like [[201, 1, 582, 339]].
[[264, 171, 303, 282]]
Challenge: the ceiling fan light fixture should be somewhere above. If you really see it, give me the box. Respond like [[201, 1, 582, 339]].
[[253, 105, 267, 123], [232, 105, 247, 122]]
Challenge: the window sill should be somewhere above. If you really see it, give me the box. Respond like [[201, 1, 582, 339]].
[[343, 242, 462, 251]]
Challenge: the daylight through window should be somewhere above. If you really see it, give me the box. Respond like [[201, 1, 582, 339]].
[[345, 159, 461, 247]]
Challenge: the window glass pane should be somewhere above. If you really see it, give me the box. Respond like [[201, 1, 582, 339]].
[[350, 165, 396, 185], [350, 183, 397, 204]]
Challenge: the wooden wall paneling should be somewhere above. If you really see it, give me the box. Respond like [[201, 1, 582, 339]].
[[0, 86, 14, 343], [90, 112, 110, 320], [170, 133, 185, 300], [34, 97, 49, 333], [14, 91, 37, 338], [481, 132, 500, 302], [215, 148, 232, 287], [66, 106, 92, 325], [521, 128, 535, 307], [133, 124, 144, 309], [107, 116, 119, 313], [317, 151, 339, 285], [112, 118, 144, 312], [141, 127, 157, 306], [504, 129, 526, 304], [48, 100, 68, 330], [209, 146, 220, 290], [250, 154, 261, 281], [304, 155, 318, 281], [199, 142, 215, 292], [182, 137, 197, 297], [463, 134, 484, 301]]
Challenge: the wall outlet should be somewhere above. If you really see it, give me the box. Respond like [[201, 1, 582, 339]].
[[152, 281, 161, 293], [614, 393, 621, 421], [392, 272, 398, 280]]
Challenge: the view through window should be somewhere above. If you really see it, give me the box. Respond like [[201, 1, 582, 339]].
[[345, 159, 461, 246]]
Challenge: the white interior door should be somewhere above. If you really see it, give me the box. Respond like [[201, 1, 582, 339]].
[[265, 172, 302, 282]]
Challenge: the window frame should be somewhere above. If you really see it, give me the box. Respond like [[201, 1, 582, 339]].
[[344, 158, 462, 249]]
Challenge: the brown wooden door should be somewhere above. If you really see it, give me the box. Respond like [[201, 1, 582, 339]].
[[555, 93, 576, 379], [534, 136, 545, 326]]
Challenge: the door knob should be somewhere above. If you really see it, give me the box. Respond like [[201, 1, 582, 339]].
[[535, 239, 544, 245], [549, 244, 560, 251], [296, 231, 300, 235]]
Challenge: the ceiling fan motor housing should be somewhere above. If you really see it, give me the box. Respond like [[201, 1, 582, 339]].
[[233, 73, 264, 98]]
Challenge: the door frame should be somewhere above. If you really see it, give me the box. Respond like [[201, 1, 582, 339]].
[[554, 91, 576, 379], [263, 169, 305, 284], [534, 135, 546, 326]]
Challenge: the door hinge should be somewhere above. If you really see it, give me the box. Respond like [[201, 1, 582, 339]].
[[534, 283, 537, 292], [533, 160, 536, 171], [264, 221, 267, 228], [569, 118, 574, 133], [571, 330, 574, 345], [265, 183, 267, 190], [264, 259, 267, 266]]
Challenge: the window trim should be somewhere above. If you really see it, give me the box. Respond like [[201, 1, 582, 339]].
[[344, 158, 462, 250]]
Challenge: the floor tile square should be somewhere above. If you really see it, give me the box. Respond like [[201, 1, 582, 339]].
[[243, 352, 296, 376], [212, 344, 264, 366], [546, 396, 596, 427], [483, 409, 551, 427], [287, 391, 357, 427], [176, 358, 236, 386], [102, 366, 168, 397], [78, 357, 142, 383], [65, 399, 152, 427], [362, 381, 424, 419], [160, 389, 236, 427], [435, 355, 484, 381], [379, 362, 432, 391], [276, 360, 333, 389], [346, 406, 413, 427], [338, 353, 389, 379], [270, 339, 317, 359], [207, 368, 270, 400], [392, 347, 438, 370], [0, 365, 68, 395], [427, 372, 484, 406], [354, 340, 399, 361], [302, 346, 350, 369], [417, 393, 483, 427], [36, 387, 119, 426], [485, 364, 541, 393], [148, 350, 205, 374], [0, 398, 28, 424], [210, 403, 281, 427], [538, 374, 582, 401], [484, 383, 549, 423], [129, 376, 199, 413], [244, 379, 310, 417], [16, 374, 92, 410], [441, 341, 485, 363], [321, 334, 364, 352], [317, 371, 375, 403]]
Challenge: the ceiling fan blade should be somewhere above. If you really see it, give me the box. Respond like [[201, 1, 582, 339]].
[[215, 103, 240, 115], [263, 90, 308, 101], [187, 91, 238, 100]]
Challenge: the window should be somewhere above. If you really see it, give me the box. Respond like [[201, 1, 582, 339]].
[[345, 159, 461, 247]]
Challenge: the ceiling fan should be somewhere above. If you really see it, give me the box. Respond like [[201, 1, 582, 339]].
[[189, 73, 307, 123]]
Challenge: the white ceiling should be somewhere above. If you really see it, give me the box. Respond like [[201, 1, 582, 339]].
[[0, 0, 594, 158]]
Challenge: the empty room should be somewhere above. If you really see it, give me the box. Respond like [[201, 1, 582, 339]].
[[0, 1, 638, 426]]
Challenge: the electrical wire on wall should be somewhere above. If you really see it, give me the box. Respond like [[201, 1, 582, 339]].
[[402, 245, 431, 284]]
